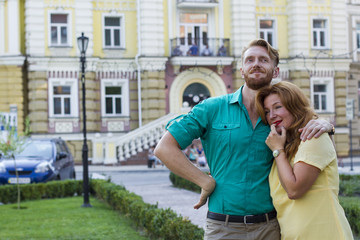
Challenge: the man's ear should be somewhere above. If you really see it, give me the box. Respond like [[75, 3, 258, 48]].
[[240, 67, 244, 78], [272, 67, 279, 78]]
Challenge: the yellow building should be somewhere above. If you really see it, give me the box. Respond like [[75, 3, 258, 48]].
[[0, 0, 354, 163], [0, 0, 26, 133]]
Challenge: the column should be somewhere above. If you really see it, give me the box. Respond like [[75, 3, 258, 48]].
[[7, 0, 20, 55]]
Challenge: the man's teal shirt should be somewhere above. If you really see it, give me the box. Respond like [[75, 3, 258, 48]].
[[167, 86, 275, 215]]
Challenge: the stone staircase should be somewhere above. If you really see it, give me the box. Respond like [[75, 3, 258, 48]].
[[91, 113, 179, 165]]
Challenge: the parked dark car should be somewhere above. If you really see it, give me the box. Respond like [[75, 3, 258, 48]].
[[0, 138, 75, 185]]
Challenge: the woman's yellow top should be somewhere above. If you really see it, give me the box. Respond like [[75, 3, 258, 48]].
[[269, 134, 354, 240]]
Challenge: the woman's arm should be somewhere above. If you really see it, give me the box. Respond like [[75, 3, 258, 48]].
[[266, 125, 321, 199], [273, 152, 320, 199]]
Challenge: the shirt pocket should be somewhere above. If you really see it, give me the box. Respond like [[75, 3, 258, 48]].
[[207, 123, 241, 161]]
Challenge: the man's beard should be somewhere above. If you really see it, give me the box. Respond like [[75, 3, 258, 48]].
[[244, 67, 273, 90]]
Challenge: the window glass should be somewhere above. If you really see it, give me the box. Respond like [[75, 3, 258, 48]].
[[357, 22, 360, 49], [260, 20, 273, 28], [183, 83, 210, 108], [106, 86, 121, 95], [50, 14, 68, 46], [101, 80, 129, 116], [314, 84, 326, 92], [313, 84, 327, 111], [64, 98, 71, 114], [104, 16, 122, 48], [180, 13, 207, 24], [61, 27, 67, 44], [54, 98, 61, 114], [358, 81, 360, 112], [52, 86, 71, 115], [115, 98, 122, 114], [54, 86, 71, 95], [114, 29, 120, 46], [106, 97, 113, 114], [105, 29, 111, 46], [105, 17, 120, 26], [259, 19, 275, 46], [312, 19, 327, 48], [51, 14, 67, 24]]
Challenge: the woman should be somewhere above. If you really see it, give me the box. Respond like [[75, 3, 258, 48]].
[[255, 81, 353, 240]]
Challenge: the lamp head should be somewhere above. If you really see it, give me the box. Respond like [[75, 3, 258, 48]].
[[77, 32, 89, 54]]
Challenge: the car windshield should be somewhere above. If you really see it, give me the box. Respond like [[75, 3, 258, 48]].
[[11, 141, 53, 160]]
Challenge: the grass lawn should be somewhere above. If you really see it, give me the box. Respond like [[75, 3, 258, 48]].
[[0, 196, 150, 240]]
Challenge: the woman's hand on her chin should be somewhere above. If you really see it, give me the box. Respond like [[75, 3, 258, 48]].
[[266, 124, 286, 151]]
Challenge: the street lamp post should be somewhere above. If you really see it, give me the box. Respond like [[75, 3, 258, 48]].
[[77, 32, 92, 207]]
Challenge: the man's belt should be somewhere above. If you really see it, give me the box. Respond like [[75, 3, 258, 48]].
[[207, 210, 277, 224]]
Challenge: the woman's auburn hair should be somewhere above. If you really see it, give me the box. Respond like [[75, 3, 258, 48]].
[[255, 81, 318, 160]]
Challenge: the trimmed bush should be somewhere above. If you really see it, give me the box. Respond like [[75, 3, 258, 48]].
[[340, 197, 360, 236], [170, 172, 201, 193], [0, 180, 82, 204], [90, 179, 204, 240]]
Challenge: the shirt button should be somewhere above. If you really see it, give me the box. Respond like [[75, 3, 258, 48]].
[[224, 125, 227, 128]]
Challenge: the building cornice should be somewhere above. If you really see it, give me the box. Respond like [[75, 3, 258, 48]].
[[0, 56, 26, 66], [170, 56, 234, 67]]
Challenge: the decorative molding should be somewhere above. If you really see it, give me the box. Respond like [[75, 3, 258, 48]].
[[45, 0, 75, 8], [93, 0, 136, 12], [138, 57, 168, 71], [97, 71, 137, 80], [169, 67, 227, 113], [0, 56, 26, 66]]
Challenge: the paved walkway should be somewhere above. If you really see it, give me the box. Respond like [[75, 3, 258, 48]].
[[77, 156, 360, 230]]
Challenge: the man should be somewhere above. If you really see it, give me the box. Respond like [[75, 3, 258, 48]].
[[155, 39, 332, 240]]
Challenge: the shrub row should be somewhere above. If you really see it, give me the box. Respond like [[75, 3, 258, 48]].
[[0, 180, 82, 204], [0, 179, 204, 239], [91, 179, 204, 240], [340, 196, 360, 236], [170, 172, 201, 193], [170, 172, 360, 237], [339, 174, 360, 197]]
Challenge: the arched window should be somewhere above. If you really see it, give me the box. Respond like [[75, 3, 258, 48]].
[[182, 83, 210, 108]]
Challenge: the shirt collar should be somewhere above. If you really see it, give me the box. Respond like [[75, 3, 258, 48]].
[[229, 85, 244, 105]]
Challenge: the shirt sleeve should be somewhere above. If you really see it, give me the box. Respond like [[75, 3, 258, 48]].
[[293, 134, 336, 171], [166, 100, 210, 150]]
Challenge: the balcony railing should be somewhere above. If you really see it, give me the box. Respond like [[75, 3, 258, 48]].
[[177, 0, 218, 3], [170, 38, 230, 57]]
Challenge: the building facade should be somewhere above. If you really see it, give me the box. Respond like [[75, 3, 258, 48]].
[[0, 0, 355, 163], [347, 0, 360, 156]]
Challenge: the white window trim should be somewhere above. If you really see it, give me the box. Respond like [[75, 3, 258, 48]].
[[175, 9, 214, 52], [311, 17, 329, 49], [48, 78, 79, 118], [258, 17, 277, 48], [352, 16, 360, 57], [48, 10, 72, 47], [310, 77, 334, 113], [102, 13, 125, 49], [101, 79, 129, 117]]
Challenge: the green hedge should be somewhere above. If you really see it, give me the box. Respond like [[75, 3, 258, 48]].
[[170, 172, 360, 238], [91, 179, 204, 240], [0, 180, 204, 240], [0, 180, 82, 204], [340, 196, 360, 236], [170, 172, 201, 193]]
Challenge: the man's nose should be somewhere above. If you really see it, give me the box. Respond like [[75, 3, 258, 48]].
[[253, 58, 261, 66]]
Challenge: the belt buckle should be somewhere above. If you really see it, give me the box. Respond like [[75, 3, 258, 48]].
[[244, 214, 254, 224]]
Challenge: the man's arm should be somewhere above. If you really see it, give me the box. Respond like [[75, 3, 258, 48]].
[[299, 119, 333, 141], [154, 131, 216, 208]]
